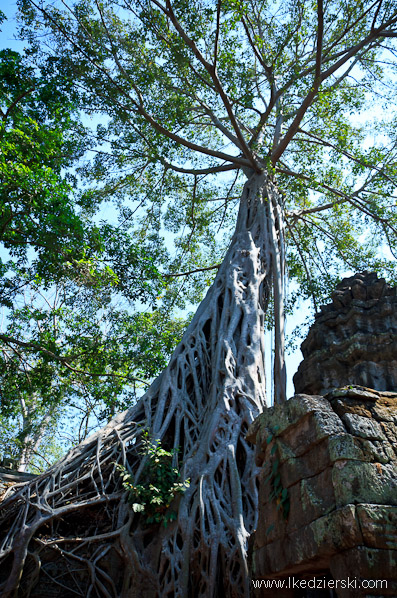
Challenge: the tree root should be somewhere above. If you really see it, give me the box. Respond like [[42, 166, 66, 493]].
[[0, 172, 284, 598]]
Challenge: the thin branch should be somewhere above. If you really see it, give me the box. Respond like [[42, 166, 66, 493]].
[[271, 0, 324, 164], [281, 163, 397, 236], [3, 87, 36, 121], [163, 264, 221, 278], [216, 169, 240, 233], [322, 0, 379, 59], [159, 0, 258, 169], [213, 0, 222, 71], [0, 334, 149, 385], [296, 127, 397, 186], [286, 220, 318, 311], [159, 158, 238, 175], [271, 10, 397, 164], [28, 0, 249, 169], [371, 0, 384, 31], [189, 100, 243, 148], [315, 0, 324, 82], [132, 99, 252, 167], [241, 15, 272, 78], [260, 4, 397, 159]]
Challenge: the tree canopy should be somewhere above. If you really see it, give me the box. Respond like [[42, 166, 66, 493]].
[[0, 22, 186, 471], [1, 0, 397, 465], [18, 0, 397, 287], [0, 1, 397, 596], [15, 0, 397, 401]]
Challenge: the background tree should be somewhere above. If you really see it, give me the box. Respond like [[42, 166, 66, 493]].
[[0, 29, 186, 471], [0, 1, 397, 596]]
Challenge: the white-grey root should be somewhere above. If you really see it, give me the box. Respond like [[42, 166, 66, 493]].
[[0, 171, 286, 598]]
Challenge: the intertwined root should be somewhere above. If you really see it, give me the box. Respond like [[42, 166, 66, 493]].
[[0, 173, 283, 598]]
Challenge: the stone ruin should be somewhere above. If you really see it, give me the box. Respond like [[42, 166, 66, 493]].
[[248, 272, 397, 597], [293, 271, 397, 395], [0, 467, 37, 502], [1, 272, 395, 597]]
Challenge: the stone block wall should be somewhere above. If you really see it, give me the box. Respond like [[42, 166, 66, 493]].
[[0, 467, 37, 501], [247, 387, 397, 597]]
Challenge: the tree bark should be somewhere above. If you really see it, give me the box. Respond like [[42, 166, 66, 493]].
[[0, 172, 285, 598], [16, 396, 56, 472]]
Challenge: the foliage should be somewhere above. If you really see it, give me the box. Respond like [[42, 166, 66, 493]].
[[0, 28, 187, 471], [0, 276, 187, 469], [0, 3, 395, 593], [3, 0, 397, 462], [16, 0, 397, 306], [116, 430, 190, 525], [0, 38, 165, 302]]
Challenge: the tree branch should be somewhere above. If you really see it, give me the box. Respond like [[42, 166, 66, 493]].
[[159, 0, 259, 170], [213, 0, 222, 71], [286, 220, 318, 312], [271, 8, 397, 164], [159, 158, 238, 175], [0, 334, 149, 385], [315, 0, 324, 82], [296, 127, 397, 186], [28, 0, 249, 169], [163, 264, 221, 278], [3, 87, 36, 121]]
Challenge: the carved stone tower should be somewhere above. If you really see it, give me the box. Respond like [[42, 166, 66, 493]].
[[293, 271, 397, 395]]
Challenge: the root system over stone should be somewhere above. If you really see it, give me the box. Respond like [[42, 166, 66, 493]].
[[0, 172, 285, 598]]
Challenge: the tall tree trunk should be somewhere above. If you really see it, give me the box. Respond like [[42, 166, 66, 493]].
[[16, 396, 55, 472], [0, 172, 286, 598]]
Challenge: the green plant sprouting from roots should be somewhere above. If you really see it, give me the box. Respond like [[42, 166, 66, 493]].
[[116, 430, 190, 525]]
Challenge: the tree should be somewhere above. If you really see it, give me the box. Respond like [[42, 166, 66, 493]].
[[0, 280, 186, 471], [0, 34, 183, 471], [0, 1, 397, 596]]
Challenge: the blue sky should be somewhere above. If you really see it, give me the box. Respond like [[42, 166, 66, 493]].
[[0, 1, 24, 50]]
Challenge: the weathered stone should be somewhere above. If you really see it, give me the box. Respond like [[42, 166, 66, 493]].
[[341, 412, 386, 441], [371, 399, 397, 423], [327, 433, 365, 463], [251, 394, 346, 465], [253, 505, 363, 577], [250, 273, 397, 595], [280, 437, 336, 488], [356, 504, 397, 550], [351, 279, 367, 301], [330, 547, 397, 597], [287, 467, 336, 532], [332, 398, 374, 420], [254, 467, 287, 547], [332, 460, 397, 507], [354, 437, 395, 464], [327, 387, 381, 401], [249, 388, 397, 596], [282, 409, 346, 457], [293, 272, 397, 395]]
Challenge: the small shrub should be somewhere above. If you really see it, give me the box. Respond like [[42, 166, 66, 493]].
[[116, 430, 190, 525]]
